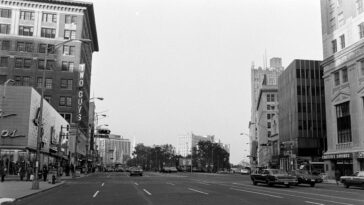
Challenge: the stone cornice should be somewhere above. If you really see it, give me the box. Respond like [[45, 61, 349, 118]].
[[0, 0, 86, 13]]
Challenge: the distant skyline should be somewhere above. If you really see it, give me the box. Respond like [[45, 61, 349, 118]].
[[89, 0, 323, 164]]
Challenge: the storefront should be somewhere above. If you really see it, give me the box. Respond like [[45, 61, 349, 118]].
[[0, 86, 69, 175], [323, 152, 354, 178]]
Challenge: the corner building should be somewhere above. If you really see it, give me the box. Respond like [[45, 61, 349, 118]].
[[0, 0, 99, 133], [320, 0, 364, 177]]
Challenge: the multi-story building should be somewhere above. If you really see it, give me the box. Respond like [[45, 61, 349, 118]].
[[320, 0, 364, 177], [0, 85, 69, 174], [278, 59, 326, 171], [95, 134, 131, 168], [0, 0, 98, 136], [249, 58, 283, 167], [178, 133, 215, 157], [255, 81, 278, 167]]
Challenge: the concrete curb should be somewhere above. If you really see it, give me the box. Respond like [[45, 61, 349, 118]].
[[14, 181, 66, 201]]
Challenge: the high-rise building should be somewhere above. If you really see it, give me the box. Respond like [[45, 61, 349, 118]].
[[320, 0, 364, 177], [249, 58, 283, 167], [95, 135, 131, 167], [0, 0, 98, 133], [278, 59, 326, 171], [178, 133, 215, 157]]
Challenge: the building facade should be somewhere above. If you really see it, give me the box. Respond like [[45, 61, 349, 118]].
[[95, 134, 131, 168], [249, 58, 283, 168], [0, 0, 98, 135], [178, 133, 215, 157], [278, 59, 326, 171], [320, 0, 364, 177], [256, 84, 278, 167], [0, 86, 69, 174]]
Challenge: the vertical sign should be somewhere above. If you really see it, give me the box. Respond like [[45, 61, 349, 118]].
[[77, 64, 85, 121]]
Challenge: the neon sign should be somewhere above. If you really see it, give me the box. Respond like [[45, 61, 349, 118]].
[[77, 64, 85, 121], [1, 129, 25, 138]]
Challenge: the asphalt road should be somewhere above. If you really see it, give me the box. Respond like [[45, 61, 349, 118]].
[[15, 172, 364, 205]]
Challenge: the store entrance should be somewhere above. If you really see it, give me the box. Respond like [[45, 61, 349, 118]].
[[336, 159, 353, 176]]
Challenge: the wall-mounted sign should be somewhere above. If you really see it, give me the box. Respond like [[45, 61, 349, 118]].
[[1, 129, 25, 138], [323, 153, 352, 159], [77, 64, 85, 122]]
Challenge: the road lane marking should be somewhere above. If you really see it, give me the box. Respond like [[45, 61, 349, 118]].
[[143, 189, 152, 195], [166, 182, 175, 186], [230, 188, 283, 198], [232, 183, 363, 203], [93, 190, 99, 198], [101, 183, 104, 187], [134, 182, 139, 186], [198, 182, 210, 185], [305, 201, 324, 205], [188, 188, 209, 195], [229, 185, 354, 205]]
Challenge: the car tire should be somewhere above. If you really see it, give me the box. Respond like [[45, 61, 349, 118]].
[[344, 183, 350, 188], [285, 184, 290, 188], [253, 180, 257, 185], [310, 183, 315, 187], [267, 180, 273, 186]]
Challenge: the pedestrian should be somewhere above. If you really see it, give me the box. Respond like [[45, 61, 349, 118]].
[[70, 163, 75, 175], [335, 169, 341, 186], [42, 165, 48, 182], [0, 160, 6, 182], [26, 165, 33, 181]]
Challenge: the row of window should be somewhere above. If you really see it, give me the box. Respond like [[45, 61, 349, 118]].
[[0, 56, 75, 72], [298, 119, 326, 131], [13, 76, 74, 90], [296, 68, 322, 79], [297, 85, 324, 96], [331, 34, 345, 53], [0, 40, 76, 55], [0, 8, 77, 24], [1, 24, 76, 40], [298, 102, 324, 113], [333, 60, 364, 87]]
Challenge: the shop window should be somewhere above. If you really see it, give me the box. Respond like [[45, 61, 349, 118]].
[[336, 102, 352, 143]]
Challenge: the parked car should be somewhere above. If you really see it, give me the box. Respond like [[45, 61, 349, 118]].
[[340, 171, 364, 188], [290, 170, 322, 187], [129, 167, 143, 176], [250, 169, 297, 188]]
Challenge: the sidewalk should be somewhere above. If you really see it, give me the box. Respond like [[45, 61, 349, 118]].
[[0, 173, 90, 202]]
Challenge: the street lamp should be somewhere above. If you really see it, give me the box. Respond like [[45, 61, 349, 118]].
[[32, 38, 92, 190]]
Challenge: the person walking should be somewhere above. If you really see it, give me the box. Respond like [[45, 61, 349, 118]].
[[42, 165, 48, 182], [26, 165, 33, 181], [335, 168, 341, 186], [0, 160, 6, 182]]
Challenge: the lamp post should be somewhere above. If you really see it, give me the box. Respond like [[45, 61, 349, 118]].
[[32, 38, 92, 190]]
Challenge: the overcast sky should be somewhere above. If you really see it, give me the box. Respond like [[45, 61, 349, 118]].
[[89, 0, 323, 164]]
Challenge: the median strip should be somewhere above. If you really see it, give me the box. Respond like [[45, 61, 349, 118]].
[[93, 190, 99, 198], [230, 188, 283, 198], [143, 189, 152, 195], [134, 182, 139, 186], [188, 188, 208, 195], [101, 183, 105, 187]]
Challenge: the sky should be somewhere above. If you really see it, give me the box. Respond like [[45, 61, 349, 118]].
[[88, 0, 323, 164]]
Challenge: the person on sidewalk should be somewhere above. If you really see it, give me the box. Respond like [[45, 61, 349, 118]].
[[19, 161, 26, 181], [0, 160, 6, 182], [335, 169, 342, 186], [42, 165, 48, 182], [26, 165, 33, 181]]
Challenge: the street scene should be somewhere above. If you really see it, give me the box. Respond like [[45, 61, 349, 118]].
[[1, 0, 364, 204]]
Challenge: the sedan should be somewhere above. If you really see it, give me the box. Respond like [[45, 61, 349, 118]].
[[340, 171, 364, 188], [129, 167, 143, 176]]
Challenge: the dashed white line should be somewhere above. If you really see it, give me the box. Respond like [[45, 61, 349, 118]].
[[166, 182, 175, 186], [93, 190, 99, 198], [143, 189, 152, 195], [230, 188, 283, 198], [188, 188, 209, 195], [101, 183, 105, 187], [134, 182, 139, 186], [305, 201, 325, 205], [196, 182, 210, 185]]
